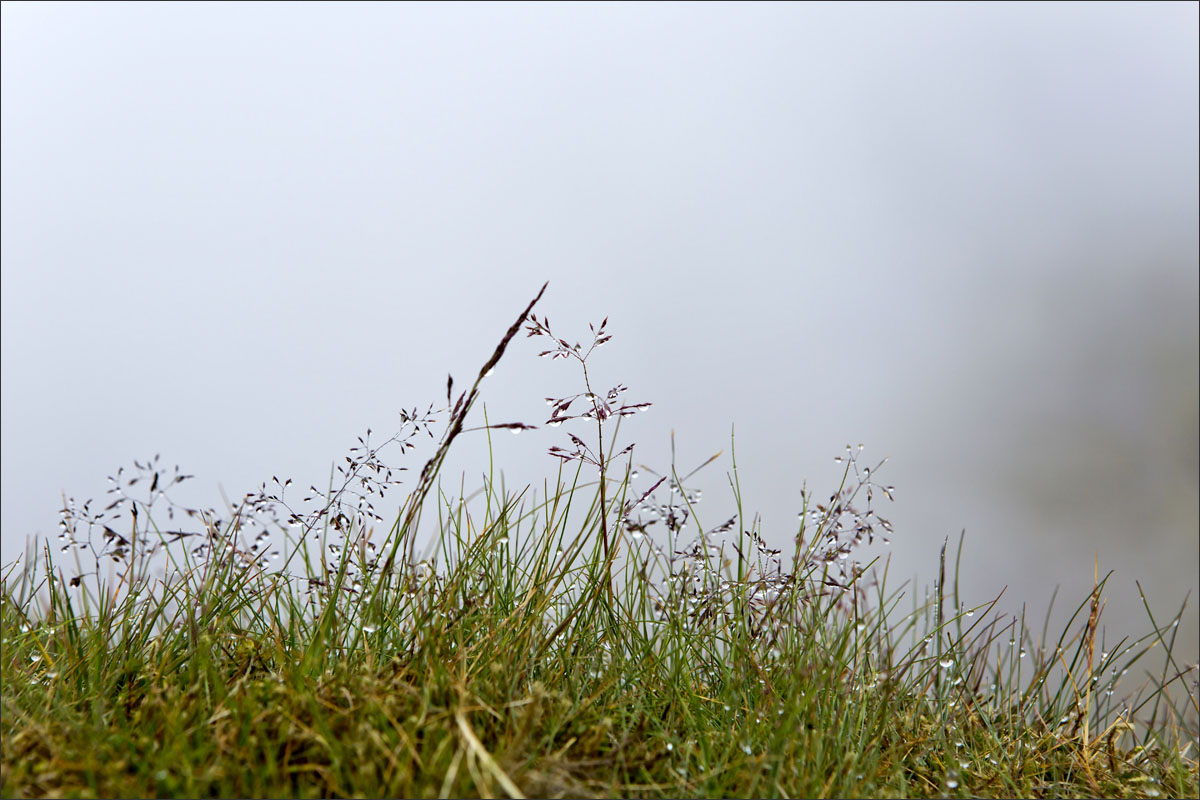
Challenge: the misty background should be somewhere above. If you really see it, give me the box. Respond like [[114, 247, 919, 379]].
[[2, 2, 1196, 666]]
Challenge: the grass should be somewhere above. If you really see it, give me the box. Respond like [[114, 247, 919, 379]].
[[2, 282, 1197, 798]]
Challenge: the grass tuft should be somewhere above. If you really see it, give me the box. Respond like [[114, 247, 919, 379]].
[[2, 284, 1196, 798]]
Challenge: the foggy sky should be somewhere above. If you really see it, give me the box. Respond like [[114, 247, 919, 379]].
[[2, 2, 1197, 662]]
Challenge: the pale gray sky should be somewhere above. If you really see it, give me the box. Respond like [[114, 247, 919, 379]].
[[2, 2, 1196, 660]]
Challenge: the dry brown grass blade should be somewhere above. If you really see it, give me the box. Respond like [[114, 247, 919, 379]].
[[383, 281, 550, 575], [456, 708, 526, 799]]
